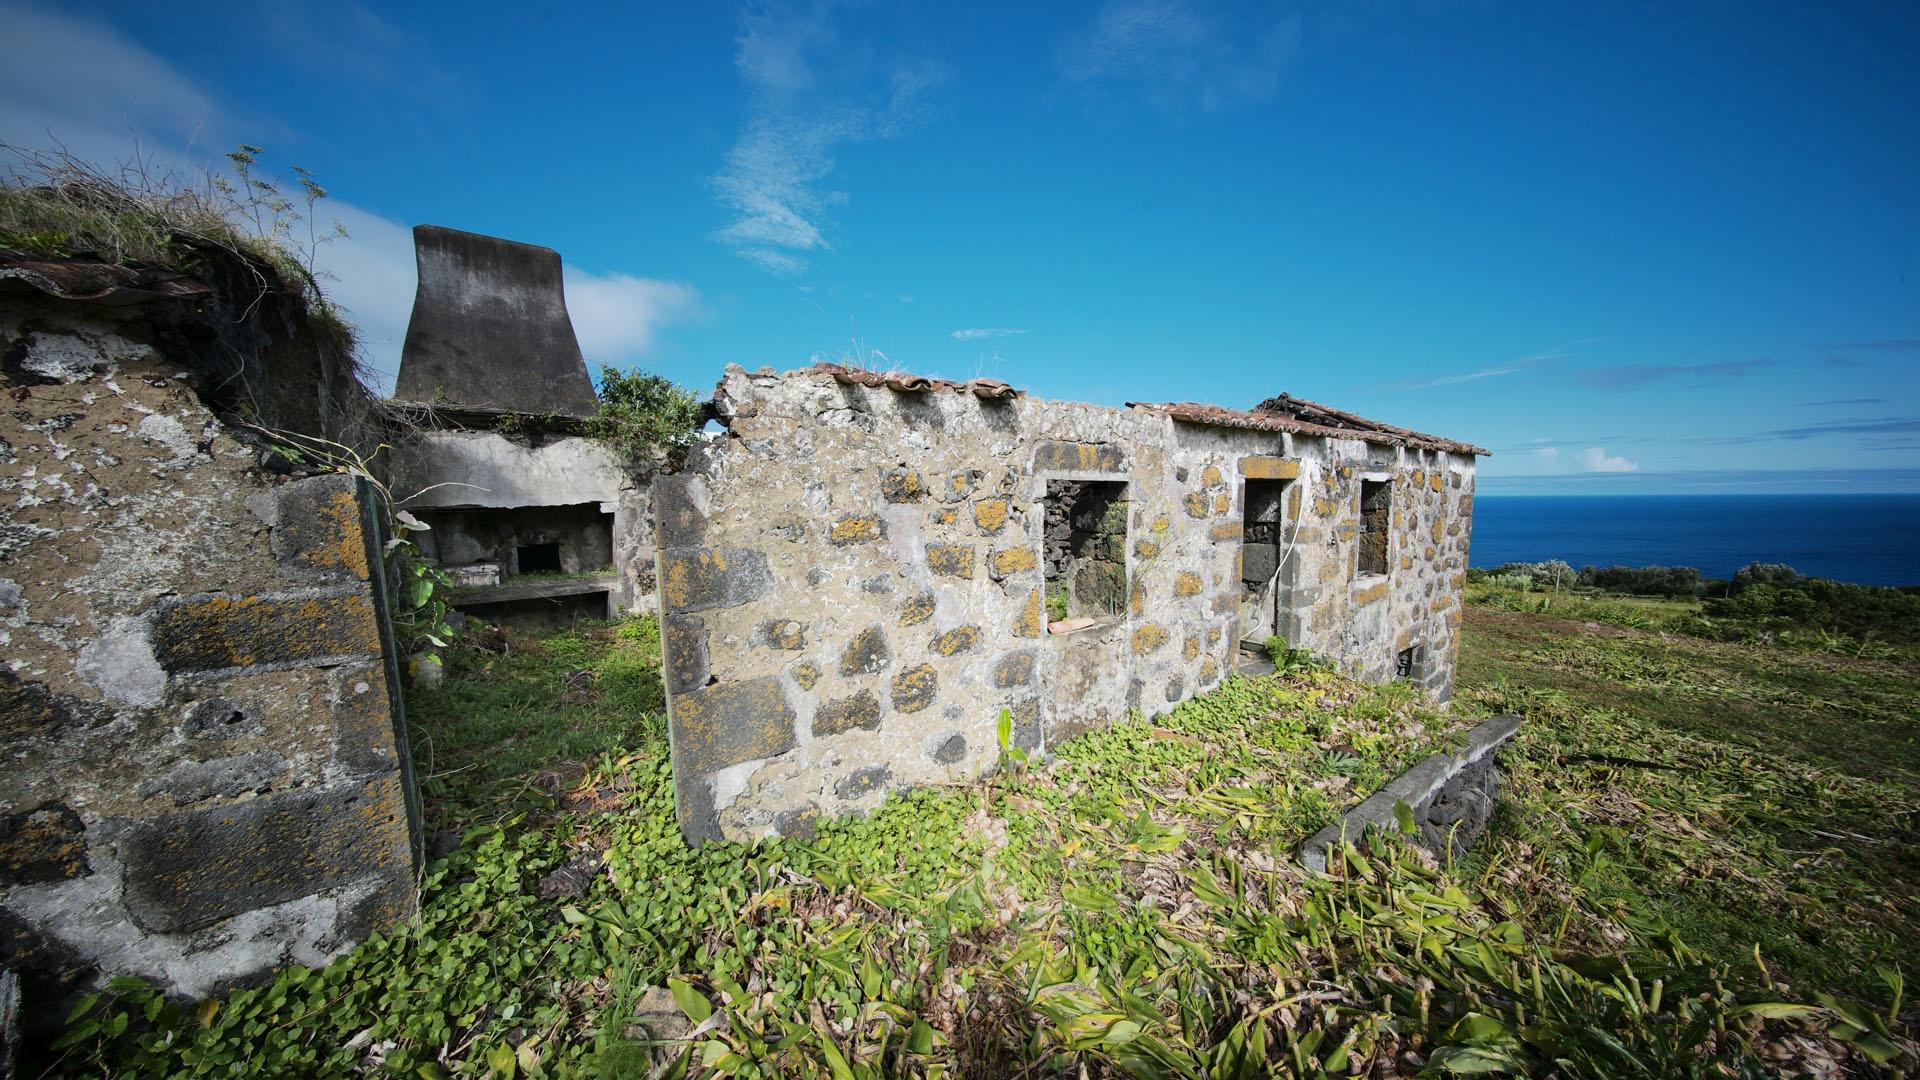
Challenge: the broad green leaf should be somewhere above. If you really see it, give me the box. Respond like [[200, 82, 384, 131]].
[[669, 978, 713, 1023]]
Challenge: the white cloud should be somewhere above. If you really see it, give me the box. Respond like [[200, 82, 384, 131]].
[[711, 4, 942, 274], [1060, 0, 1301, 112], [950, 328, 1028, 341], [562, 269, 701, 366], [1577, 447, 1638, 473], [1, 4, 696, 394], [0, 2, 224, 149]]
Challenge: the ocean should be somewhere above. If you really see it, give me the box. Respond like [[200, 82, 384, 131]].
[[1469, 494, 1920, 587]]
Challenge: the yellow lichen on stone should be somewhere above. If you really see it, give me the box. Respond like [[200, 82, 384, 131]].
[[1132, 624, 1169, 654], [1239, 456, 1299, 480], [989, 547, 1036, 576], [1130, 579, 1146, 616], [1212, 492, 1229, 514], [931, 625, 981, 656], [1012, 589, 1042, 637], [1353, 579, 1389, 606], [1153, 514, 1170, 533], [1183, 635, 1199, 660], [973, 498, 1009, 533], [926, 544, 975, 578], [1200, 464, 1223, 487], [1430, 472, 1445, 492], [830, 517, 883, 544], [1134, 539, 1160, 559], [1183, 492, 1210, 519], [1173, 571, 1203, 597]]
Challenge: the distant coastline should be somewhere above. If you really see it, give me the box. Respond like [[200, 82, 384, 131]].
[[1469, 493, 1920, 587]]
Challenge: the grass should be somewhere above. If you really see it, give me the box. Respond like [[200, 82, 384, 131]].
[[45, 612, 1917, 1077], [1459, 602, 1920, 1022]]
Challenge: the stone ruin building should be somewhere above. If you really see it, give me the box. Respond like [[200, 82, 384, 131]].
[[0, 224, 1483, 1026], [657, 366, 1485, 843]]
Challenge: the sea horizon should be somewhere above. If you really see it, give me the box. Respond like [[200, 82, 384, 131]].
[[1469, 492, 1920, 587]]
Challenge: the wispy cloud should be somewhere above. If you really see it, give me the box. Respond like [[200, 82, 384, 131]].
[[1573, 357, 1773, 391], [1577, 447, 1638, 472], [1801, 397, 1890, 406], [1389, 350, 1560, 391], [1819, 339, 1920, 351], [0, 4, 697, 390], [711, 3, 942, 275], [951, 328, 1027, 341], [1059, 0, 1301, 113]]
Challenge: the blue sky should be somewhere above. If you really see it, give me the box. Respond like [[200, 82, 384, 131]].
[[4, 1, 1917, 494]]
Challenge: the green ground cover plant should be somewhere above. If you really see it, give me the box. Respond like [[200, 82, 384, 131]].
[[44, 609, 1915, 1077]]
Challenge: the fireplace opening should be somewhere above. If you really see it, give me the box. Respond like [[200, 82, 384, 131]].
[[516, 542, 563, 575]]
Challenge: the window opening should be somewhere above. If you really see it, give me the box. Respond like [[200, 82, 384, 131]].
[[1358, 478, 1391, 577], [1041, 479, 1129, 621]]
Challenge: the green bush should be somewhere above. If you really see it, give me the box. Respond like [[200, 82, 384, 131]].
[[587, 365, 705, 461]]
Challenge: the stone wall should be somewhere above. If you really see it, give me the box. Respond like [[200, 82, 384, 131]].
[[1, 284, 417, 1021], [655, 365, 1478, 843]]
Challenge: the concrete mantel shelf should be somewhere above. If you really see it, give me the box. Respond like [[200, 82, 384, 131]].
[[451, 574, 616, 606]]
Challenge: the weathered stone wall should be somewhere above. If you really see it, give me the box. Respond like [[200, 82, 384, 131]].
[[388, 429, 655, 613], [1, 294, 417, 1018], [655, 365, 1477, 843]]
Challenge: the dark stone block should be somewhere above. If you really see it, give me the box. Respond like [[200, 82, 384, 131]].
[[151, 591, 381, 673], [930, 625, 980, 657], [1007, 699, 1041, 751], [813, 690, 882, 737], [654, 475, 709, 548], [993, 651, 1035, 689], [1033, 441, 1126, 474], [774, 803, 820, 841], [659, 548, 771, 613], [0, 670, 84, 737], [839, 625, 891, 676], [675, 773, 723, 845], [330, 665, 400, 777], [335, 869, 418, 946], [394, 225, 600, 416], [1241, 542, 1278, 584], [0, 803, 88, 884], [899, 592, 936, 626], [138, 752, 290, 806], [880, 468, 927, 502], [1165, 674, 1185, 702], [835, 765, 891, 800], [932, 733, 967, 764], [269, 474, 371, 580], [120, 776, 412, 935], [669, 677, 797, 775], [758, 619, 808, 650], [891, 665, 938, 714], [0, 907, 95, 1034], [938, 469, 984, 504], [181, 698, 267, 740], [926, 544, 974, 579], [663, 614, 710, 694]]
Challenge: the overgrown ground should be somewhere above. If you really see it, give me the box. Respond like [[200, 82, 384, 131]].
[[48, 605, 1919, 1077]]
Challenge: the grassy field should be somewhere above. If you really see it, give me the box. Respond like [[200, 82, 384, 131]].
[[1457, 598, 1920, 1039], [47, 604, 1919, 1077]]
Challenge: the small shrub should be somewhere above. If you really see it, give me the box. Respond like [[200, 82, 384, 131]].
[[587, 365, 705, 461]]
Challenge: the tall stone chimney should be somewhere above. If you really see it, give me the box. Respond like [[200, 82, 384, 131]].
[[394, 225, 599, 417]]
